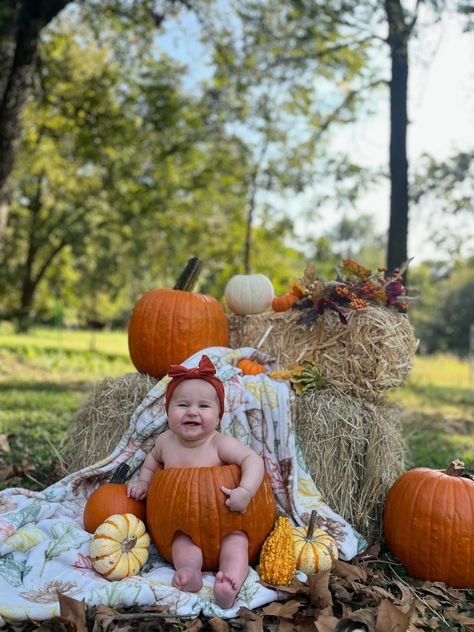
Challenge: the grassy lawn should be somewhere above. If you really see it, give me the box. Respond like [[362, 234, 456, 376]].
[[0, 323, 134, 489], [389, 354, 474, 469]]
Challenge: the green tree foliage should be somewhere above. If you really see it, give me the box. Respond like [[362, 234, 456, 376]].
[[1, 17, 253, 328], [409, 259, 474, 356], [1, 12, 310, 328], [411, 151, 474, 261]]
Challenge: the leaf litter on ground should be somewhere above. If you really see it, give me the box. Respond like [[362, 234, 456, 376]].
[[2, 551, 473, 631]]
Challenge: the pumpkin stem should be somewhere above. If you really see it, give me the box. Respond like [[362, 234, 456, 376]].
[[306, 509, 317, 540], [445, 459, 465, 477], [110, 463, 130, 484], [173, 257, 202, 292], [122, 536, 137, 552]]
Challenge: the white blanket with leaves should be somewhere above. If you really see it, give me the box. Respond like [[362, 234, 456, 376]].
[[0, 347, 367, 626]]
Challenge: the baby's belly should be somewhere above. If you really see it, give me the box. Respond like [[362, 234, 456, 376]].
[[146, 464, 277, 571]]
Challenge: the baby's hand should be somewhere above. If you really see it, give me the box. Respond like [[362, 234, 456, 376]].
[[221, 485, 252, 513], [127, 480, 149, 500]]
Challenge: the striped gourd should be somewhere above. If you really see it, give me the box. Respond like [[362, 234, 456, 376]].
[[89, 513, 150, 580], [292, 510, 338, 576]]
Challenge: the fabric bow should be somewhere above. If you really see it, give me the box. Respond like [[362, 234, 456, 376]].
[[168, 355, 217, 380]]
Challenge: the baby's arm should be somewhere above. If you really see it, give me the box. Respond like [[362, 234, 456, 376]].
[[127, 439, 164, 500], [217, 435, 265, 513]]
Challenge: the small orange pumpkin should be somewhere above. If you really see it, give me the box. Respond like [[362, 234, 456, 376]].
[[83, 464, 146, 534], [146, 464, 276, 571], [272, 293, 299, 312], [128, 257, 228, 378], [383, 460, 474, 588], [237, 358, 266, 375]]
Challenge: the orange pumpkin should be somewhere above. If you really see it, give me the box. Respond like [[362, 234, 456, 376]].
[[272, 293, 299, 312], [383, 460, 474, 588], [237, 358, 266, 375], [146, 464, 276, 571], [128, 258, 229, 378], [83, 464, 146, 534]]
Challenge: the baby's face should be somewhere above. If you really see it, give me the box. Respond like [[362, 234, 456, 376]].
[[167, 379, 221, 443]]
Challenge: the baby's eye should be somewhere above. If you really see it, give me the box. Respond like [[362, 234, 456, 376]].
[[199, 403, 210, 408]]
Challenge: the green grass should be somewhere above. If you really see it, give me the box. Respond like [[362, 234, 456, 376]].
[[0, 324, 473, 490], [389, 354, 474, 469], [0, 324, 134, 490]]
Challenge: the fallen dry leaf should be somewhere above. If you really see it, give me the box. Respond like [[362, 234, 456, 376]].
[[237, 606, 264, 632], [375, 598, 415, 632], [185, 618, 203, 631], [352, 543, 381, 564], [310, 571, 332, 609], [336, 607, 376, 632], [0, 433, 12, 455], [91, 604, 117, 632], [0, 462, 15, 483], [208, 614, 230, 632], [260, 576, 310, 596], [315, 612, 340, 632], [262, 599, 301, 618], [444, 608, 474, 626], [334, 560, 368, 582], [57, 592, 86, 632]]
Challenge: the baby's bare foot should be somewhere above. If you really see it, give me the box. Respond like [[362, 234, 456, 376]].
[[172, 567, 203, 592], [213, 571, 239, 609]]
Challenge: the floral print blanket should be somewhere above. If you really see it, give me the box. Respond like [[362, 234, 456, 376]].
[[0, 346, 367, 625]]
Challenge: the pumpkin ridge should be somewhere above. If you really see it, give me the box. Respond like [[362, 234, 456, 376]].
[[93, 534, 119, 542], [466, 478, 474, 586], [408, 473, 430, 575], [122, 512, 131, 535]]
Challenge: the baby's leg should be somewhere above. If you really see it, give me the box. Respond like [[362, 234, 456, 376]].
[[214, 530, 249, 609], [171, 531, 203, 592]]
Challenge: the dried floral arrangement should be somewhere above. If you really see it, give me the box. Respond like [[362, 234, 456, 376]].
[[284, 259, 414, 326]]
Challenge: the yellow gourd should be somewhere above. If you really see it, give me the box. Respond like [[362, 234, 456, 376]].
[[258, 516, 296, 586], [89, 513, 150, 580], [292, 510, 338, 575]]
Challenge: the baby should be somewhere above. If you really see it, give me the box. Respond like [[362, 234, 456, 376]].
[[127, 354, 265, 609]]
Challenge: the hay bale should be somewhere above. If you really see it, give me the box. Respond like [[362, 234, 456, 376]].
[[296, 387, 405, 542], [61, 372, 158, 474], [229, 306, 417, 399]]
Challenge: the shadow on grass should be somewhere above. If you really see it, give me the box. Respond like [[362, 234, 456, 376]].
[[0, 380, 91, 393], [402, 409, 474, 469], [404, 381, 474, 408]]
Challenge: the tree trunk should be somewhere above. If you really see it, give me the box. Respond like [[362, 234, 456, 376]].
[[385, 0, 411, 274], [0, 0, 72, 256]]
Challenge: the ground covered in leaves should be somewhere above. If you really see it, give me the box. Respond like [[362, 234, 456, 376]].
[[3, 550, 473, 632]]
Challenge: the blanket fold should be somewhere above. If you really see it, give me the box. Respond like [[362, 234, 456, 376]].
[[0, 346, 367, 625]]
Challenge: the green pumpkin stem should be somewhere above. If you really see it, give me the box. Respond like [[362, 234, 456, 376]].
[[173, 257, 202, 292], [306, 509, 317, 540], [110, 462, 130, 484], [445, 459, 464, 477]]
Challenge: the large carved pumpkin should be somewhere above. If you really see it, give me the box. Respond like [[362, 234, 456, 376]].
[[146, 464, 277, 571], [383, 460, 474, 588], [83, 463, 146, 534], [128, 258, 229, 378]]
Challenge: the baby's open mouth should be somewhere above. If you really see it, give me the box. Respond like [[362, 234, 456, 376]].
[[183, 421, 200, 426]]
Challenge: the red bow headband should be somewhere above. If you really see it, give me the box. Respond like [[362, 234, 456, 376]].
[[165, 355, 225, 419]]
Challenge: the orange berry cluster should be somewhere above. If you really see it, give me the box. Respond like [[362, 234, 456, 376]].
[[334, 286, 350, 298], [349, 298, 368, 309]]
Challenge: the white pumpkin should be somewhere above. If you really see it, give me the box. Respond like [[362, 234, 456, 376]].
[[90, 513, 150, 580], [224, 274, 274, 315]]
